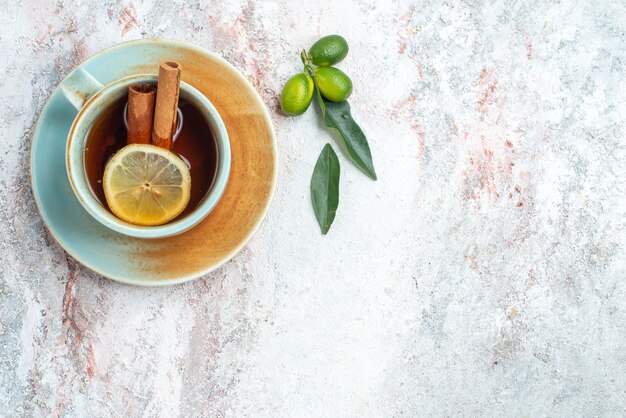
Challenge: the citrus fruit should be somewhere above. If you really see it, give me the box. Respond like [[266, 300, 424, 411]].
[[103, 144, 191, 226], [309, 35, 349, 67], [314, 67, 353, 102], [280, 73, 314, 116]]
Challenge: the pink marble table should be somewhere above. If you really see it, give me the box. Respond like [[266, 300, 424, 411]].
[[1, 0, 625, 416]]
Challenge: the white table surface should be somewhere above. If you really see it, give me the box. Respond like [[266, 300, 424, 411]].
[[1, 0, 625, 416]]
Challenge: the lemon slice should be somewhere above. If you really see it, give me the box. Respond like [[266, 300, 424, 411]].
[[103, 144, 191, 226]]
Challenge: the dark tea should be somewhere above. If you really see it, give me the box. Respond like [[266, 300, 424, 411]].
[[84, 96, 218, 220]]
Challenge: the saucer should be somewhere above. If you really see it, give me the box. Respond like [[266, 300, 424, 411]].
[[30, 39, 277, 286]]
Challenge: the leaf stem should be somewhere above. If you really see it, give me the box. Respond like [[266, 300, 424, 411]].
[[300, 49, 310, 66], [301, 50, 316, 77], [304, 64, 315, 78]]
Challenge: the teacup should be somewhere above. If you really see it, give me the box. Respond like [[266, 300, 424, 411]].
[[61, 68, 231, 239]]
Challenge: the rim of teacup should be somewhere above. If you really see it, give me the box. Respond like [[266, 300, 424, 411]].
[[66, 74, 231, 239]]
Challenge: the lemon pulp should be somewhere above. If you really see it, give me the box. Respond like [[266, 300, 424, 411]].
[[102, 144, 191, 226]]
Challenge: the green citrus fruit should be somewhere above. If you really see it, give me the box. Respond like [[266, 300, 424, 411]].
[[314, 67, 353, 102], [280, 73, 314, 116], [309, 35, 349, 67]]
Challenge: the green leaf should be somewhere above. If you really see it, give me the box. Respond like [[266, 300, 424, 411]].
[[311, 143, 340, 234], [315, 88, 377, 180]]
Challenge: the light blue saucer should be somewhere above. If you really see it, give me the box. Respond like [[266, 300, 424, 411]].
[[30, 39, 277, 286]]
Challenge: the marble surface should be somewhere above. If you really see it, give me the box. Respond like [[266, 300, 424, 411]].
[[1, 0, 625, 416]]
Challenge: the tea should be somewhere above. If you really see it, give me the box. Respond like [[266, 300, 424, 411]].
[[84, 96, 218, 220]]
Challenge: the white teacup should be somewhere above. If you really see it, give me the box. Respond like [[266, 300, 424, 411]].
[[61, 68, 231, 238]]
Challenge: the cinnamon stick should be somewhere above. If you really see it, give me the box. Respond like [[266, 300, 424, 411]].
[[127, 84, 156, 144], [152, 61, 181, 149]]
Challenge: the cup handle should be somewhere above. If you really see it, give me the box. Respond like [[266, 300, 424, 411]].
[[60, 67, 104, 110]]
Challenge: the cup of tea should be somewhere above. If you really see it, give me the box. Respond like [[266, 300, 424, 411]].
[[61, 68, 231, 238]]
